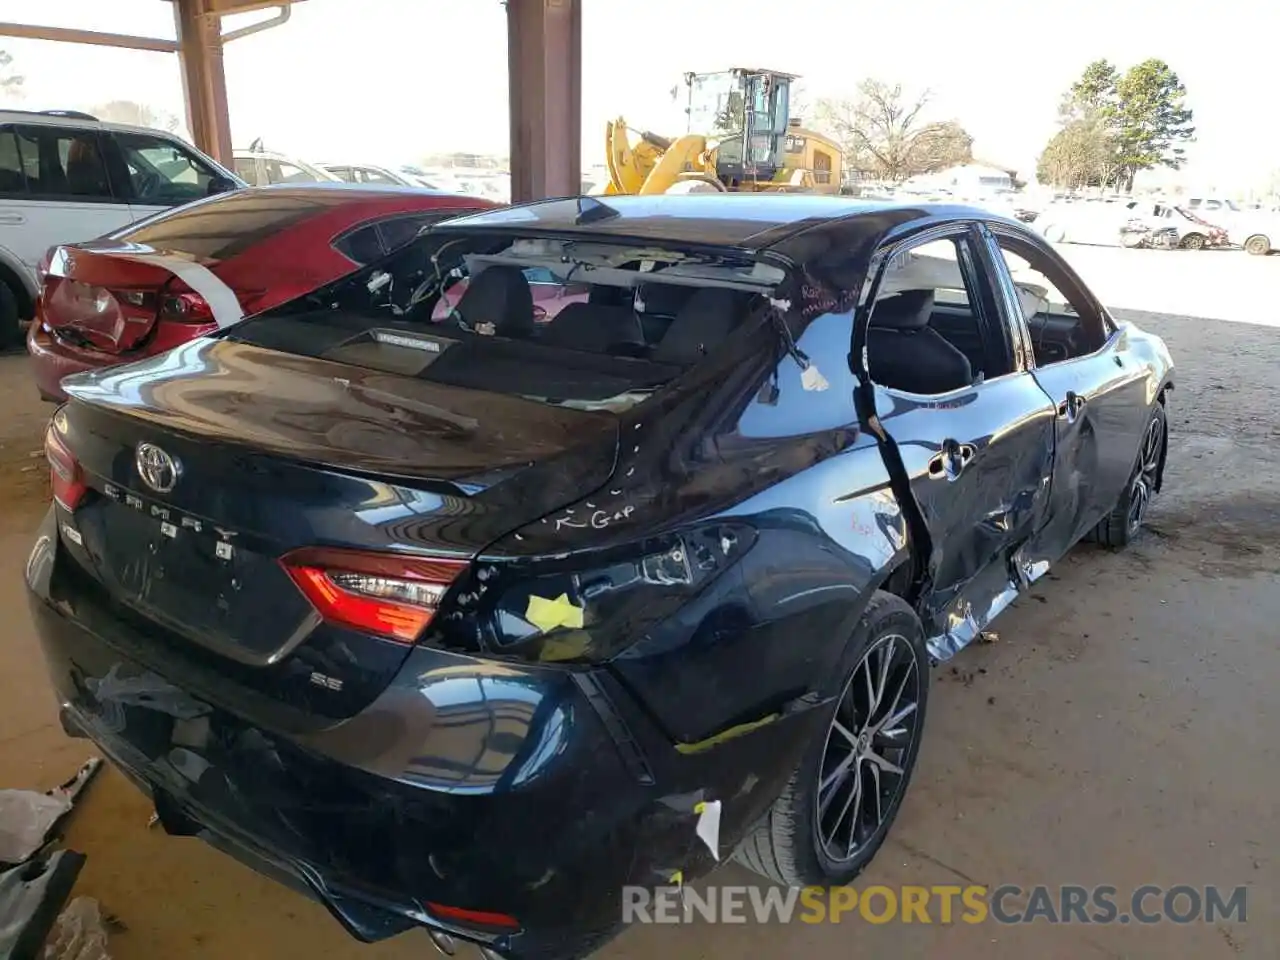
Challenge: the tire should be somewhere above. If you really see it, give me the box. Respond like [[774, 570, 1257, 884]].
[[0, 278, 19, 349], [1094, 402, 1167, 549], [734, 591, 929, 886], [1040, 222, 1066, 243], [1180, 233, 1206, 251], [1244, 235, 1271, 256]]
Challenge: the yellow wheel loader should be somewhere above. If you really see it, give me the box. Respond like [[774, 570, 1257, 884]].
[[603, 68, 843, 195]]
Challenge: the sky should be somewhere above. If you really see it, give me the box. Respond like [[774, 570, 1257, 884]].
[[3, 0, 1279, 191]]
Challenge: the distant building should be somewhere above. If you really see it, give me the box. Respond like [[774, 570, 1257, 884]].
[[907, 162, 1017, 193]]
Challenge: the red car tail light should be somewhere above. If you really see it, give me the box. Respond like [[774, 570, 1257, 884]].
[[159, 283, 215, 324], [46, 414, 88, 512], [280, 547, 468, 643], [42, 277, 157, 329]]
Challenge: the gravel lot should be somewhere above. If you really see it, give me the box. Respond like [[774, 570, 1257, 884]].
[[0, 245, 1276, 959]]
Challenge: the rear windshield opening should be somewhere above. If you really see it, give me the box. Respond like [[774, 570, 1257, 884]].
[[230, 232, 785, 413]]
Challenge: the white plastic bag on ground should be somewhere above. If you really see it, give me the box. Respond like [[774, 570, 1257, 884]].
[[42, 896, 112, 960], [0, 790, 72, 864]]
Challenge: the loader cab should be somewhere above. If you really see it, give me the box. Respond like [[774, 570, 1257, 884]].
[[685, 68, 794, 188]]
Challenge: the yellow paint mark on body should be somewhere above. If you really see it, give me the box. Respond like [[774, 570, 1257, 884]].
[[524, 593, 584, 633]]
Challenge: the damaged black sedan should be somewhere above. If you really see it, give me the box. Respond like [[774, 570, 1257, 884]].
[[26, 195, 1174, 959]]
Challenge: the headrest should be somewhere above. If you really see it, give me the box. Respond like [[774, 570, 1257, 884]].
[[870, 290, 935, 330], [453, 266, 534, 338], [652, 288, 747, 364]]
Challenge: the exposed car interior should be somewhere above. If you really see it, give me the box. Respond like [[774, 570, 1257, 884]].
[[864, 238, 1007, 395], [863, 236, 1110, 395], [232, 234, 781, 412], [995, 240, 1109, 365]]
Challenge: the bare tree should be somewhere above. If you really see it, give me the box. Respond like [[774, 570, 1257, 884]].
[[90, 100, 180, 132], [814, 81, 972, 181]]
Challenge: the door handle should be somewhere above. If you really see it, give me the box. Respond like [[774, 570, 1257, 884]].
[[0, 213, 25, 225], [1058, 391, 1087, 420], [927, 439, 975, 481]]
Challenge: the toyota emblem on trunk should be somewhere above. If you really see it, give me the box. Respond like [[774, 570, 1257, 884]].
[[135, 443, 181, 493]]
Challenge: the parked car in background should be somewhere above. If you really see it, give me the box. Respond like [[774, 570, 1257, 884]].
[[318, 162, 421, 187], [0, 109, 242, 347], [1036, 196, 1227, 249], [29, 196, 1174, 960], [1222, 209, 1280, 255], [1034, 196, 1142, 245], [232, 147, 341, 187], [1121, 202, 1229, 250], [28, 183, 493, 400]]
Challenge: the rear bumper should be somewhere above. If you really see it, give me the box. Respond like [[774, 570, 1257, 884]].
[[25, 506, 814, 958], [26, 322, 101, 403]]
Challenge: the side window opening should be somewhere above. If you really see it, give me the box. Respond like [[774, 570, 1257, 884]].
[[864, 236, 1007, 397], [14, 127, 114, 200], [993, 237, 1107, 366]]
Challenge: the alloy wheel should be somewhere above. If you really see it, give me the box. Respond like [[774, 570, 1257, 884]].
[[1127, 414, 1164, 533], [814, 633, 923, 863]]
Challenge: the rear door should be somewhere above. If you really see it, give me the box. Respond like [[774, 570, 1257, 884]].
[[860, 225, 1057, 653], [984, 225, 1151, 555], [0, 124, 132, 274]]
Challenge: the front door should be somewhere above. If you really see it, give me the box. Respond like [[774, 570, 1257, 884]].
[[985, 228, 1150, 556], [109, 131, 227, 223]]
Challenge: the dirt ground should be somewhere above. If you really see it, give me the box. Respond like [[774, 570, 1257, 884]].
[[1, 246, 1277, 959]]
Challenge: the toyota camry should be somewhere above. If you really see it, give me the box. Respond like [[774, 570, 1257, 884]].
[[26, 195, 1173, 959]]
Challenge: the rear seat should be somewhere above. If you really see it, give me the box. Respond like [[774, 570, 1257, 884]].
[[652, 288, 749, 364], [540, 302, 646, 355]]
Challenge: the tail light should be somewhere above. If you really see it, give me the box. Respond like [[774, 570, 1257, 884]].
[[42, 277, 157, 331], [159, 279, 215, 323], [280, 547, 468, 643], [158, 279, 265, 324], [46, 411, 88, 511]]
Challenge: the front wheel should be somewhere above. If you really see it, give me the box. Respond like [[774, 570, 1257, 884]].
[[1094, 402, 1167, 549], [1180, 232, 1206, 251], [734, 592, 929, 885]]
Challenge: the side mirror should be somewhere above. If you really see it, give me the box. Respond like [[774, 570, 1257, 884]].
[[207, 176, 238, 196]]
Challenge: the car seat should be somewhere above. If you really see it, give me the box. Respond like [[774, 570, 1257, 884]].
[[652, 288, 748, 364], [451, 266, 535, 338], [866, 290, 973, 394]]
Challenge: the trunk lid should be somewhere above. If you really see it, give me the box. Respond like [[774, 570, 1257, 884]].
[[42, 242, 243, 354], [56, 340, 620, 717]]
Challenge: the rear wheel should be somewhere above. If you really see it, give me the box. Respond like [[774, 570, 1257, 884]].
[[734, 592, 929, 885], [1095, 402, 1167, 549], [1180, 232, 1206, 251], [0, 279, 18, 349], [1244, 234, 1271, 256]]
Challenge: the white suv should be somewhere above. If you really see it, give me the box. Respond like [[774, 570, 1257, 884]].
[[0, 109, 242, 346]]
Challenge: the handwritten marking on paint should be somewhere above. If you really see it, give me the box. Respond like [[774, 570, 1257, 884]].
[[555, 505, 635, 531]]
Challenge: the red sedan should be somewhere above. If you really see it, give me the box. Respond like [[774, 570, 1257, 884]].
[[28, 184, 495, 401]]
